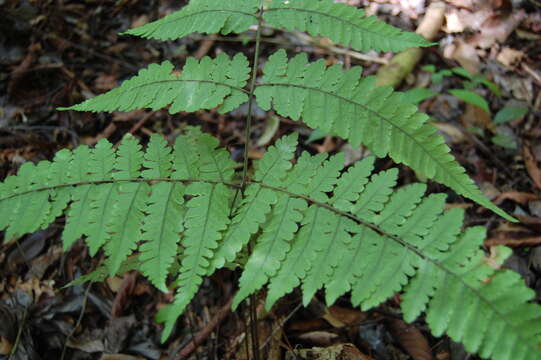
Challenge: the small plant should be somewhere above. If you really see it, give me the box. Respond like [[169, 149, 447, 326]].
[[1, 1, 539, 359]]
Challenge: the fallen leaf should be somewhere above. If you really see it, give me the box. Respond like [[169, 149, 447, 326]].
[[485, 236, 541, 247], [387, 319, 433, 360], [323, 306, 366, 328], [523, 144, 541, 189], [494, 191, 539, 205], [460, 103, 493, 131], [496, 47, 524, 69], [293, 343, 371, 360], [296, 331, 340, 347], [432, 122, 466, 143], [470, 11, 526, 48], [94, 74, 118, 91], [444, 38, 480, 74]]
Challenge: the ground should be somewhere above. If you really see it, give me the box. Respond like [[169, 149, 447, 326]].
[[0, 1, 540, 359]]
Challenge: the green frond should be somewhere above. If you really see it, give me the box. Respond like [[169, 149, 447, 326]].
[[122, 0, 259, 41], [3, 162, 52, 242], [142, 134, 174, 179], [233, 193, 307, 309], [86, 140, 117, 255], [59, 53, 250, 115], [62, 145, 94, 249], [160, 182, 233, 341], [140, 182, 185, 292], [256, 50, 513, 221], [41, 149, 73, 228], [105, 182, 149, 276], [302, 215, 357, 306], [66, 256, 141, 287], [264, 0, 432, 52], [2, 130, 539, 360]]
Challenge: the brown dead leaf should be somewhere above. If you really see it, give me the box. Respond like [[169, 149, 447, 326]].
[[444, 38, 480, 74], [315, 136, 337, 153], [523, 143, 541, 189], [99, 354, 144, 360], [293, 343, 372, 360], [470, 11, 526, 48], [432, 122, 466, 143], [494, 191, 539, 205], [111, 272, 137, 318], [94, 74, 118, 91], [296, 331, 340, 347], [497, 47, 524, 69], [387, 319, 433, 360], [131, 15, 149, 28], [443, 0, 476, 9], [324, 306, 366, 328], [461, 103, 494, 131], [486, 236, 541, 248]]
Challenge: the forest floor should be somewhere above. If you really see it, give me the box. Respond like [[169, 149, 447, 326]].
[[0, 0, 540, 359]]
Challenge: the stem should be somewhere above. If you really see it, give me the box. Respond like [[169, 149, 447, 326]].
[[240, 1, 265, 193], [238, 3, 265, 359], [249, 294, 261, 360]]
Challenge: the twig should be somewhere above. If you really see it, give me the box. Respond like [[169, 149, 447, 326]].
[[259, 302, 302, 351], [174, 295, 235, 360], [128, 111, 157, 134], [249, 294, 261, 360], [60, 283, 92, 360], [186, 308, 202, 360], [522, 63, 541, 86], [8, 308, 28, 360], [292, 32, 389, 65], [485, 236, 541, 247]]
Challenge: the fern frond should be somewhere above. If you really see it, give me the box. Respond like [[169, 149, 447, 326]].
[[122, 0, 259, 41], [264, 0, 432, 52], [232, 134, 307, 308], [59, 53, 250, 114], [62, 146, 94, 249], [208, 134, 299, 274], [161, 182, 233, 340], [3, 162, 51, 242], [256, 50, 513, 221], [2, 130, 539, 360]]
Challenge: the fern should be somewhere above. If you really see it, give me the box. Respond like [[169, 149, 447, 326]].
[[1, 131, 539, 359], [59, 54, 251, 115], [56, 0, 512, 221], [2, 1, 534, 359]]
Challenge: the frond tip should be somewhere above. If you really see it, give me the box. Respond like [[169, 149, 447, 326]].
[[58, 53, 250, 114], [0, 129, 539, 360], [264, 0, 434, 52], [256, 50, 515, 221], [121, 0, 259, 41]]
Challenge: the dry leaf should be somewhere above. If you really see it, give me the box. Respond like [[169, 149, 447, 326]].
[[494, 191, 539, 205], [461, 103, 494, 131], [470, 11, 526, 48], [497, 47, 524, 68], [444, 38, 480, 74], [523, 144, 541, 189], [432, 122, 466, 143], [387, 319, 433, 360]]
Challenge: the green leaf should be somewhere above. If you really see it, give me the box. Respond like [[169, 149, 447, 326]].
[[121, 0, 259, 41], [491, 134, 517, 149], [139, 182, 185, 292], [257, 51, 513, 221], [59, 54, 250, 115], [403, 88, 437, 105], [493, 106, 529, 124], [160, 182, 232, 341], [448, 89, 491, 114], [264, 0, 433, 52]]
